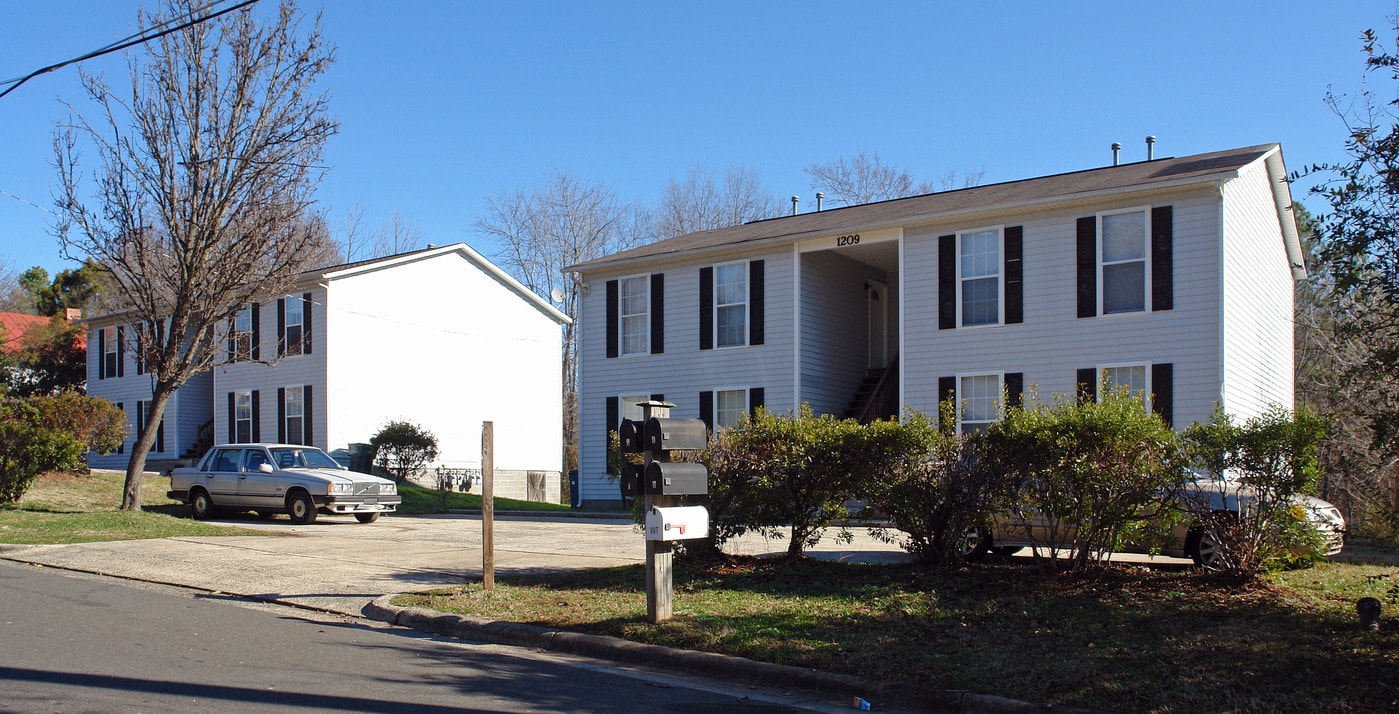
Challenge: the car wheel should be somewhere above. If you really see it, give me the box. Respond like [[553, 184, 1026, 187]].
[[287, 491, 317, 525], [190, 489, 215, 520], [355, 512, 380, 524], [1189, 528, 1223, 569], [957, 525, 992, 562]]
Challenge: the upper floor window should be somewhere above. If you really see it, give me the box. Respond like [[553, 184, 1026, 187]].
[[102, 328, 119, 378], [619, 276, 649, 356], [959, 227, 1002, 327], [958, 373, 1002, 435], [284, 296, 304, 357], [1100, 209, 1148, 314], [715, 262, 747, 347], [232, 307, 254, 361]]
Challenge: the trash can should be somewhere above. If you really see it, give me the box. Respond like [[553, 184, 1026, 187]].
[[568, 469, 581, 509], [348, 443, 374, 474]]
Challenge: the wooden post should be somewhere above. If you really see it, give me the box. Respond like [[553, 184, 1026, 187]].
[[641, 400, 674, 624], [482, 420, 494, 591]]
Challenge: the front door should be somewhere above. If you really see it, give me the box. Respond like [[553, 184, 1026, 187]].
[[866, 280, 888, 369]]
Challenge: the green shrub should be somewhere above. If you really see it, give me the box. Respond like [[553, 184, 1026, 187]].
[[0, 398, 86, 503], [1181, 405, 1331, 581], [983, 385, 1187, 570], [369, 420, 439, 483], [867, 406, 1014, 568], [25, 390, 126, 456]]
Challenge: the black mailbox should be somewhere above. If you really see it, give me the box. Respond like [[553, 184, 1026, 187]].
[[620, 463, 644, 497], [644, 461, 709, 495], [619, 419, 645, 453], [643, 417, 708, 452]]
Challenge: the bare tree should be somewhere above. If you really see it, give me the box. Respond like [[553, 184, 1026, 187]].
[[654, 164, 783, 239], [336, 203, 370, 262], [474, 171, 646, 469], [53, 0, 337, 510], [370, 209, 424, 258], [805, 150, 983, 207], [0, 258, 29, 313]]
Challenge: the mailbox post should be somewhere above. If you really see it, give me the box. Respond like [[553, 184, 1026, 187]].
[[624, 400, 709, 624]]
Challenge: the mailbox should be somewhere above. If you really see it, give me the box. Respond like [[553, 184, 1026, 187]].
[[645, 505, 710, 541], [643, 417, 708, 452], [620, 463, 644, 497], [644, 461, 708, 495], [618, 419, 645, 453]]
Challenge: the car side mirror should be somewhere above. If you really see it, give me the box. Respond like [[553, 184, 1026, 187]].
[[258, 463, 275, 474]]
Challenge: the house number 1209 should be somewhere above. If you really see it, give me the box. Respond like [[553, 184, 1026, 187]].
[[836, 234, 860, 247]]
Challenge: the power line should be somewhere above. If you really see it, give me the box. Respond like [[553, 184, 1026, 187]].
[[0, 0, 261, 101]]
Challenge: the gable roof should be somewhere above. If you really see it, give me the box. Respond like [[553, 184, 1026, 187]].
[[0, 312, 85, 354], [570, 143, 1300, 276]]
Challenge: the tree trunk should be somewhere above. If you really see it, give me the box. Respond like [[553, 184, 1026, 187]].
[[120, 382, 176, 511]]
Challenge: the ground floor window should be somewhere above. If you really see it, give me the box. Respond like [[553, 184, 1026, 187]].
[[958, 374, 1002, 435], [235, 391, 252, 443]]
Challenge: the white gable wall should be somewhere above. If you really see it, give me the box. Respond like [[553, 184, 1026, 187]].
[[1219, 159, 1297, 419], [324, 250, 563, 475]]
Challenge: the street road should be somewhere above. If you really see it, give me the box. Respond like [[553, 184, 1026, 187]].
[[0, 560, 806, 713]]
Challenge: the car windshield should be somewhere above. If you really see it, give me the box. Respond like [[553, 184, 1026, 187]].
[[269, 447, 341, 470]]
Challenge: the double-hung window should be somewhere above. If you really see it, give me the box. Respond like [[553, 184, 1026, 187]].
[[234, 391, 253, 443], [1100, 209, 1148, 314], [284, 386, 305, 445], [715, 389, 747, 429], [284, 296, 304, 357], [232, 307, 254, 361], [619, 394, 649, 424], [102, 328, 119, 378], [1101, 363, 1149, 407], [959, 227, 1001, 327], [619, 276, 649, 356], [715, 263, 747, 347], [957, 373, 1002, 435]]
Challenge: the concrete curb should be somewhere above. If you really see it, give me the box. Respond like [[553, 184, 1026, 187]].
[[363, 596, 1104, 714]]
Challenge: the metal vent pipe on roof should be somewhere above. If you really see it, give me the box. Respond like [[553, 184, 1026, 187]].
[[816, 192, 824, 211], [1112, 142, 1122, 166], [791, 195, 799, 215], [1146, 135, 1156, 161]]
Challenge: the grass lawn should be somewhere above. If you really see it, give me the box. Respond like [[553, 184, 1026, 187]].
[[397, 548, 1399, 713], [0, 470, 270, 544], [396, 482, 598, 514]]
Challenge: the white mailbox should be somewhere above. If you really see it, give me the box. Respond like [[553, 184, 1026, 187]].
[[645, 506, 709, 541]]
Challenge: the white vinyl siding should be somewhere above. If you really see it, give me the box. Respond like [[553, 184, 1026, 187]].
[[959, 227, 1001, 327], [715, 262, 747, 348], [619, 275, 649, 356], [1100, 209, 1148, 315]]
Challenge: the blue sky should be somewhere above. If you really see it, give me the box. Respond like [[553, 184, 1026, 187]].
[[2, 1, 1394, 282]]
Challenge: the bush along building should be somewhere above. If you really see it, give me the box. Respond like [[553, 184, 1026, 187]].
[[85, 243, 570, 502], [568, 144, 1303, 506]]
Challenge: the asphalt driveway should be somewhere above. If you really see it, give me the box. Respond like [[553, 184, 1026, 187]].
[[0, 512, 909, 615]]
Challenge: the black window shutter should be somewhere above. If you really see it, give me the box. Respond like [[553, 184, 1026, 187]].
[[156, 411, 164, 453], [699, 267, 714, 350], [136, 400, 145, 444], [251, 390, 261, 442], [1005, 226, 1023, 324], [227, 392, 235, 442], [1151, 206, 1174, 312], [116, 326, 124, 377], [938, 376, 956, 433], [749, 260, 765, 346], [302, 293, 313, 354], [97, 329, 105, 380], [304, 384, 314, 446], [1005, 372, 1023, 409], [938, 235, 956, 329], [1077, 217, 1097, 318], [605, 280, 619, 359], [251, 303, 261, 360], [277, 298, 285, 358], [1151, 363, 1174, 427], [116, 403, 124, 454], [605, 396, 619, 472], [699, 391, 714, 431], [277, 387, 286, 443], [749, 387, 764, 416], [650, 274, 664, 354], [134, 325, 144, 375], [1076, 368, 1097, 404]]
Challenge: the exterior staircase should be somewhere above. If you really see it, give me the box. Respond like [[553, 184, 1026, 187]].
[[843, 355, 899, 423]]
